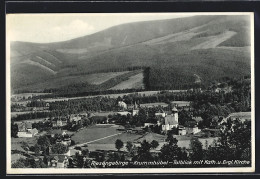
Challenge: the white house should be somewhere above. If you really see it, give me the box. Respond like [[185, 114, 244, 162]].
[[144, 123, 156, 127], [17, 122, 38, 138], [118, 101, 127, 110], [178, 125, 187, 135], [65, 148, 82, 157], [117, 111, 131, 116], [186, 126, 201, 135], [155, 112, 166, 117], [184, 121, 201, 135]]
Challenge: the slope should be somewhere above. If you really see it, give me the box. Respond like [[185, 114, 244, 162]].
[[10, 15, 251, 93]]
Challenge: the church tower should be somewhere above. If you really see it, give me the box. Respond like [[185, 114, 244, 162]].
[[172, 106, 178, 123]]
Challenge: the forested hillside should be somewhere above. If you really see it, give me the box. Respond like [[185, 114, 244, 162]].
[[10, 15, 251, 94]]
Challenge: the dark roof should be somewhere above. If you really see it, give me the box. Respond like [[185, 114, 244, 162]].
[[164, 115, 178, 125], [185, 121, 197, 128], [52, 118, 67, 122], [91, 116, 107, 120], [29, 128, 38, 135], [18, 122, 32, 131], [25, 122, 32, 129], [18, 123, 26, 131]]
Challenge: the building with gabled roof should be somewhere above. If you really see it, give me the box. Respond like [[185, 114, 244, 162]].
[[48, 155, 68, 168], [52, 118, 68, 127], [17, 122, 38, 137], [184, 121, 201, 135], [220, 112, 251, 124], [161, 107, 179, 132]]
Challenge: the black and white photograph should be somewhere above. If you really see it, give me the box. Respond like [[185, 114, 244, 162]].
[[6, 13, 255, 174]]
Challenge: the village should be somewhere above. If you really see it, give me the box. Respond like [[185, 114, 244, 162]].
[[11, 86, 251, 168]]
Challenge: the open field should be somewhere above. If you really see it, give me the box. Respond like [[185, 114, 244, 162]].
[[93, 112, 116, 116], [143, 24, 208, 46], [12, 93, 52, 98], [140, 102, 168, 108], [109, 72, 144, 90], [171, 101, 191, 107], [85, 135, 218, 151], [191, 31, 237, 50], [43, 90, 187, 102], [18, 71, 131, 91], [71, 124, 124, 145], [92, 132, 143, 144], [176, 137, 219, 150], [84, 71, 129, 85], [136, 132, 166, 143], [13, 118, 48, 124], [11, 111, 33, 118]]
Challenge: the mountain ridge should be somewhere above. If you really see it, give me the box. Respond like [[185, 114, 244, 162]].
[[10, 15, 251, 94]]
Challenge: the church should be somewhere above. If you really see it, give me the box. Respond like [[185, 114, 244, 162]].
[[160, 107, 179, 132]]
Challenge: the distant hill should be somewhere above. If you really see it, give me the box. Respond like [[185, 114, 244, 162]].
[[10, 15, 251, 94]]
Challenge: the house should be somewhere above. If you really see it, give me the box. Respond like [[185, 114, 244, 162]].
[[155, 109, 166, 117], [88, 113, 95, 118], [220, 112, 251, 124], [126, 127, 144, 134], [69, 115, 82, 124], [65, 148, 82, 157], [144, 123, 156, 127], [62, 136, 71, 146], [171, 101, 190, 108], [161, 107, 179, 131], [117, 111, 131, 116], [17, 122, 38, 137], [17, 122, 32, 132], [91, 116, 108, 124], [48, 129, 67, 138], [118, 101, 127, 110], [17, 129, 38, 138], [56, 138, 71, 146], [52, 118, 68, 127], [155, 112, 166, 117], [130, 101, 139, 116], [185, 121, 201, 135], [178, 125, 187, 135], [192, 116, 203, 123], [131, 109, 139, 116], [186, 126, 201, 135], [132, 128, 144, 134], [49, 155, 68, 168], [49, 129, 71, 146]]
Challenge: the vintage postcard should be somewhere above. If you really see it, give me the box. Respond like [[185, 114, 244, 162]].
[[6, 12, 255, 174]]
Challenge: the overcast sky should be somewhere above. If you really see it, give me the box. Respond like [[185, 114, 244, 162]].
[[7, 13, 196, 43]]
